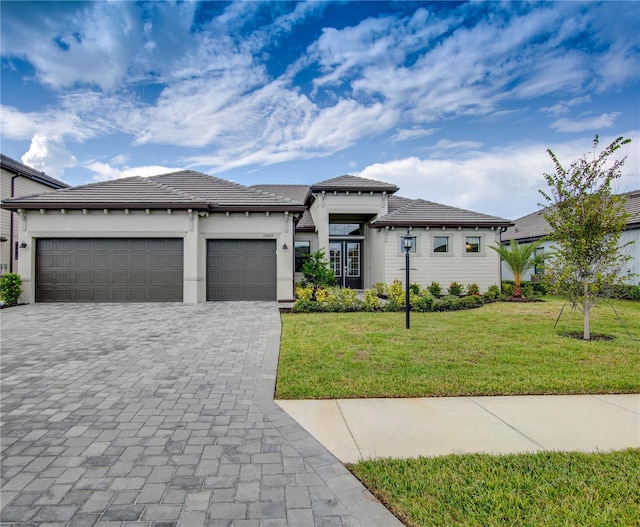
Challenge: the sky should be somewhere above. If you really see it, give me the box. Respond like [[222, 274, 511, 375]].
[[1, 1, 639, 219]]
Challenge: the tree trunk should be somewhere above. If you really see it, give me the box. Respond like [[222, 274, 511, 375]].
[[583, 282, 591, 340], [513, 277, 522, 298]]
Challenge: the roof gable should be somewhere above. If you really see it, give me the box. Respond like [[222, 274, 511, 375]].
[[311, 175, 398, 193], [372, 196, 512, 228]]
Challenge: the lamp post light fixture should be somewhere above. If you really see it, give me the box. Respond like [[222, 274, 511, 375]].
[[402, 229, 413, 329]]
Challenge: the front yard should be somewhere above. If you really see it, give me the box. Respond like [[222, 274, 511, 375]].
[[276, 298, 640, 399], [277, 298, 640, 526]]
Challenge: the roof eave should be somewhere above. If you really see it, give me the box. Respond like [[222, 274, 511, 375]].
[[0, 202, 210, 211], [310, 186, 398, 194], [370, 220, 514, 229]]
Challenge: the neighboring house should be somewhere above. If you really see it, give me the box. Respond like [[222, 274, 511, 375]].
[[1, 169, 512, 304], [1, 154, 68, 275], [501, 190, 640, 285]]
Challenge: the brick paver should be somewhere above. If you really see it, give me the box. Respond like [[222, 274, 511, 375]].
[[1, 303, 400, 526]]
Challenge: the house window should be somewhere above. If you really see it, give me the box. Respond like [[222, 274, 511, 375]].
[[465, 236, 481, 253], [329, 223, 363, 236], [329, 242, 342, 277], [294, 241, 311, 272], [433, 236, 449, 253], [400, 236, 416, 253]]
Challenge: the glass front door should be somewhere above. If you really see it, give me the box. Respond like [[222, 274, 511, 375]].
[[329, 240, 363, 289]]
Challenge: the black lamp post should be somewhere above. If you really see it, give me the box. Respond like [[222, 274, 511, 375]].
[[402, 229, 412, 329]]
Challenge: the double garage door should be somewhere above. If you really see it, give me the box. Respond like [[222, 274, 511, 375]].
[[37, 238, 184, 302], [36, 238, 277, 302]]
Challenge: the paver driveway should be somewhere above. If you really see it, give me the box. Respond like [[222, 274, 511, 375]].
[[1, 303, 400, 527]]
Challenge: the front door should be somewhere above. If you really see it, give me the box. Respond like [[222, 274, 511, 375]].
[[329, 241, 363, 289]]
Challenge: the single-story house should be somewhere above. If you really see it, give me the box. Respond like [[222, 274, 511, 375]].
[[1, 167, 513, 303], [1, 154, 68, 275], [500, 190, 640, 284]]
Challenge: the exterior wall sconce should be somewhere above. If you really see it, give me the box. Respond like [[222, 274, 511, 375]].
[[19, 241, 27, 248], [282, 243, 288, 250]]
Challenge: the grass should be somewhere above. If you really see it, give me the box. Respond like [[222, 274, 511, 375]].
[[349, 449, 640, 527], [276, 298, 640, 399]]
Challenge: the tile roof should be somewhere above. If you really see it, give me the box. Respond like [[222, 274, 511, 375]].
[[295, 210, 316, 231], [502, 190, 640, 242], [250, 184, 311, 204], [1, 154, 69, 189], [152, 171, 305, 211], [1, 170, 306, 212], [371, 196, 513, 228], [311, 175, 398, 193]]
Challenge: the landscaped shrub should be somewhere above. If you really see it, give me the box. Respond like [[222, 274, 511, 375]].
[[291, 299, 325, 313], [610, 284, 640, 301], [467, 283, 480, 296], [413, 294, 435, 312], [295, 284, 313, 301], [458, 295, 485, 309], [363, 289, 382, 311], [427, 281, 442, 297], [0, 273, 22, 306], [409, 283, 421, 295], [373, 282, 388, 297], [448, 282, 464, 296], [385, 279, 405, 311], [483, 284, 502, 302], [502, 282, 515, 297], [502, 280, 547, 298], [327, 288, 361, 312], [434, 295, 462, 311]]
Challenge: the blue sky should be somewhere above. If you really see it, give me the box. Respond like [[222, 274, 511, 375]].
[[1, 1, 639, 218]]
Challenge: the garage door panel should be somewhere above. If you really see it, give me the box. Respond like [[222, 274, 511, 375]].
[[92, 239, 109, 251], [37, 238, 183, 302], [207, 239, 276, 301], [93, 271, 109, 284]]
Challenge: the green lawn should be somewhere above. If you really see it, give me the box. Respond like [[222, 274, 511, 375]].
[[276, 298, 640, 399], [350, 449, 640, 527]]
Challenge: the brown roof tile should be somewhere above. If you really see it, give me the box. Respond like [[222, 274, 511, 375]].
[[311, 175, 398, 193], [250, 184, 311, 204], [371, 196, 512, 228], [1, 170, 306, 212]]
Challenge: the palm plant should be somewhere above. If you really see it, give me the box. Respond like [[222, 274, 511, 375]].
[[490, 240, 545, 298]]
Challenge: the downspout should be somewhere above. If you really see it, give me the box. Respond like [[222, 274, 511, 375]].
[[9, 175, 19, 273]]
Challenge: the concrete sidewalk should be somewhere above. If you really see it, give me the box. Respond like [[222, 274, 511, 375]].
[[277, 394, 640, 463]]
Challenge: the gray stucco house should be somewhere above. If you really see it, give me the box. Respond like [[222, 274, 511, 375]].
[[1, 167, 513, 303], [500, 190, 640, 284]]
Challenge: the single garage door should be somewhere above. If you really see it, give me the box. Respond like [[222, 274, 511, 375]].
[[207, 240, 276, 301], [37, 238, 183, 302]]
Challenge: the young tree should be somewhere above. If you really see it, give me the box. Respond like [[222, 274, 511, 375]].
[[539, 135, 633, 340], [301, 249, 335, 299], [490, 239, 545, 298]]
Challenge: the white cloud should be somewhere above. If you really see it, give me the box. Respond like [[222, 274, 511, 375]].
[[540, 96, 591, 116], [430, 140, 483, 151], [551, 113, 621, 133], [21, 135, 77, 179], [86, 161, 178, 182], [390, 127, 437, 142], [355, 132, 640, 219]]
